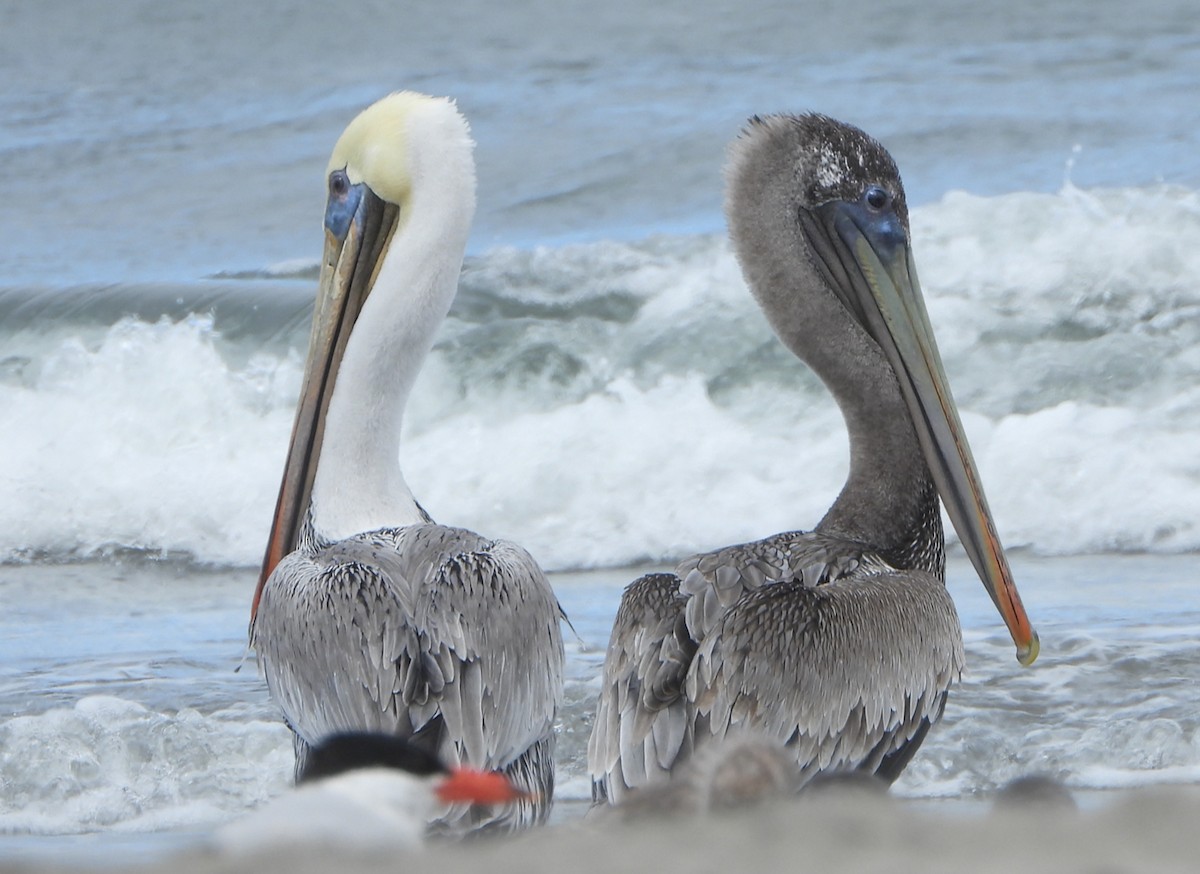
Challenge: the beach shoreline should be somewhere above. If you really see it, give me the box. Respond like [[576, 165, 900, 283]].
[[5, 786, 1198, 874]]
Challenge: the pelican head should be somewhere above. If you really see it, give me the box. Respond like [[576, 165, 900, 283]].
[[725, 113, 1038, 666], [251, 93, 476, 625]]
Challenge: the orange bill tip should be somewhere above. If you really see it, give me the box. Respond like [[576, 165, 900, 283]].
[[435, 768, 527, 806], [1017, 628, 1040, 666]]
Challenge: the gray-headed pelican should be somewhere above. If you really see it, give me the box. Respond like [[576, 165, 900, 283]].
[[589, 113, 1037, 804]]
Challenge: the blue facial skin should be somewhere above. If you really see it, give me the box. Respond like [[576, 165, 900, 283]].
[[831, 186, 907, 261], [324, 170, 366, 241], [806, 186, 910, 331]]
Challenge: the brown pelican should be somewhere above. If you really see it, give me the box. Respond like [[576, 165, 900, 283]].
[[588, 113, 1038, 804], [248, 92, 565, 833]]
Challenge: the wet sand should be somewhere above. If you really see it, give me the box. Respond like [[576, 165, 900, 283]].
[[5, 787, 1198, 874]]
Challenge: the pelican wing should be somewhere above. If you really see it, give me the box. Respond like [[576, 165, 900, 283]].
[[688, 570, 963, 783], [592, 535, 961, 801], [590, 532, 906, 800], [253, 524, 565, 774], [677, 530, 888, 640], [588, 572, 695, 803]]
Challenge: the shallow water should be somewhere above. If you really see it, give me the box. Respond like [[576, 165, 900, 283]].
[[3, 553, 1200, 864]]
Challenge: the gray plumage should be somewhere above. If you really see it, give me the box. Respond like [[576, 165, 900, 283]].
[[254, 523, 564, 832], [249, 94, 567, 835], [589, 114, 972, 804]]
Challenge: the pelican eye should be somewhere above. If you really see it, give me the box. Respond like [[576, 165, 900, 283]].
[[323, 169, 363, 239], [864, 186, 891, 212], [329, 169, 351, 199]]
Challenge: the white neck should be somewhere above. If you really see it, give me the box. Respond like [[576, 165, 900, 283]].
[[309, 106, 476, 543]]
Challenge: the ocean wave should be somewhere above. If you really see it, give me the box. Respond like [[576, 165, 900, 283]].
[[0, 697, 291, 835], [2, 184, 1198, 567], [897, 619, 1200, 798]]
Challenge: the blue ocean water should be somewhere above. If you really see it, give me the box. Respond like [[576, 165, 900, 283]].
[[1, 0, 1199, 854]]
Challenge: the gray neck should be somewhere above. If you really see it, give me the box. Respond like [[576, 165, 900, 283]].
[[813, 332, 944, 575], [728, 205, 942, 574]]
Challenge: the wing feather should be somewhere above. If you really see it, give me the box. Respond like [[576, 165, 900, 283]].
[[253, 522, 564, 828], [687, 571, 962, 783], [588, 573, 694, 803], [588, 532, 964, 805], [677, 531, 883, 641]]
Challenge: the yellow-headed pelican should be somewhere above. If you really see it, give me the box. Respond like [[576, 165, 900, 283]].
[[249, 92, 565, 833]]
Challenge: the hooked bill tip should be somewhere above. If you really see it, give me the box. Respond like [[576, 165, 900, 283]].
[[1016, 628, 1040, 666]]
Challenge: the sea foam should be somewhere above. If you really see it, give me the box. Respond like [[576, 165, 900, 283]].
[[0, 696, 291, 835], [2, 183, 1199, 568]]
